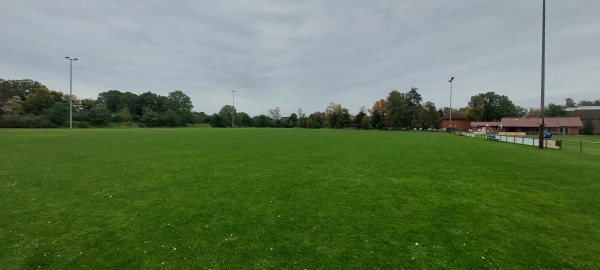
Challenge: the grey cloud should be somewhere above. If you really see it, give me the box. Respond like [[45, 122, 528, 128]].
[[1, 0, 599, 116]]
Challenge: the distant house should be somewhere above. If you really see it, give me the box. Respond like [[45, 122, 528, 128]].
[[500, 117, 583, 135], [470, 122, 501, 133], [441, 113, 470, 131], [566, 106, 600, 134]]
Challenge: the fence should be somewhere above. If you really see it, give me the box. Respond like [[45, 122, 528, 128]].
[[456, 132, 562, 149]]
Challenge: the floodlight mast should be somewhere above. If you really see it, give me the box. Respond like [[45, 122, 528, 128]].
[[538, 0, 546, 149], [231, 90, 237, 128], [65, 56, 79, 130], [448, 76, 454, 130]]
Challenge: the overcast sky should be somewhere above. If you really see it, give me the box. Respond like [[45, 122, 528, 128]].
[[2, 0, 599, 116]]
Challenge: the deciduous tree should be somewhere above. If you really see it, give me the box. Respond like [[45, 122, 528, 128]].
[[88, 106, 111, 126], [268, 107, 281, 120], [420, 101, 440, 129], [546, 103, 567, 117], [405, 87, 422, 127], [209, 113, 226, 127], [253, 114, 272, 127], [166, 90, 193, 113], [23, 88, 65, 115], [370, 99, 387, 129], [97, 90, 123, 113], [465, 92, 520, 121], [140, 107, 159, 127], [219, 105, 235, 127], [325, 102, 350, 128], [386, 90, 407, 128], [288, 113, 298, 127], [45, 102, 69, 126], [306, 111, 326, 128]]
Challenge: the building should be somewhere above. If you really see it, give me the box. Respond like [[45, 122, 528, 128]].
[[500, 117, 583, 135], [441, 113, 471, 131], [566, 106, 600, 134]]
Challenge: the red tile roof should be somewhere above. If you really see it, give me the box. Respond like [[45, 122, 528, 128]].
[[500, 117, 582, 128], [545, 117, 583, 127]]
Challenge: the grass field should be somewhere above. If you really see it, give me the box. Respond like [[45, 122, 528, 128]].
[[553, 135, 600, 155], [1, 129, 599, 269]]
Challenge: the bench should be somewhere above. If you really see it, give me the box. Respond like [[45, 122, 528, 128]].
[[486, 133, 498, 141]]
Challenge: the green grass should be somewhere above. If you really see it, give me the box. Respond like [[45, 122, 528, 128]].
[[1, 129, 599, 269], [553, 135, 600, 155]]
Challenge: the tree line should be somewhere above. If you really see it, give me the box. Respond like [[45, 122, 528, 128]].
[[0, 79, 199, 128], [1, 78, 598, 131]]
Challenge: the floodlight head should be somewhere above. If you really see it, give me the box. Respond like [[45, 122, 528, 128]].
[[449, 77, 454, 82], [74, 58, 79, 61], [65, 56, 69, 59]]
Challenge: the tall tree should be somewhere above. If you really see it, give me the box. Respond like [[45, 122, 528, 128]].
[[546, 103, 567, 117], [405, 87, 422, 127], [0, 79, 45, 102], [420, 101, 440, 129], [88, 106, 112, 126], [137, 92, 165, 115], [237, 112, 253, 127], [370, 99, 388, 129], [166, 90, 193, 113], [140, 107, 159, 127], [97, 90, 123, 113], [115, 107, 133, 122], [465, 92, 520, 121], [192, 112, 208, 124], [252, 114, 272, 127], [465, 96, 485, 121], [325, 102, 350, 128], [219, 105, 235, 127], [268, 107, 281, 120], [45, 102, 69, 126], [306, 111, 327, 128], [209, 113, 226, 127], [370, 110, 384, 130], [288, 113, 298, 127], [386, 91, 407, 128], [354, 107, 367, 126], [119, 92, 140, 115], [79, 98, 97, 112], [296, 108, 307, 128], [565, 98, 576, 108], [23, 88, 66, 115], [161, 109, 181, 127], [360, 114, 371, 130]]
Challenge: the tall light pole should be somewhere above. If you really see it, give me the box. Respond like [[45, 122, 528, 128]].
[[65, 56, 79, 129], [231, 90, 236, 128], [538, 0, 546, 149], [448, 76, 454, 130]]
